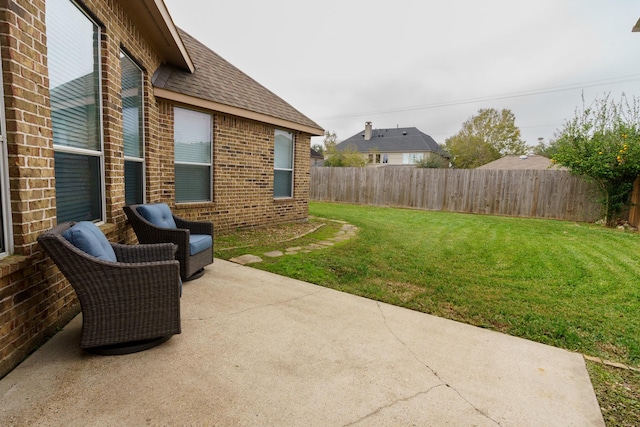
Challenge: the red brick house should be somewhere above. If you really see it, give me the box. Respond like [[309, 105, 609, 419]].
[[0, 0, 323, 377]]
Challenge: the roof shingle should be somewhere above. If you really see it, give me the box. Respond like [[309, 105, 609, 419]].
[[154, 29, 323, 135], [336, 126, 448, 157]]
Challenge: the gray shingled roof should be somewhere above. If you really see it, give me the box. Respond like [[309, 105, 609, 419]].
[[310, 148, 323, 159], [153, 29, 322, 134], [336, 127, 449, 157]]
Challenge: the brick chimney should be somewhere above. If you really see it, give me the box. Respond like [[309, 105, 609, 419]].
[[364, 121, 372, 140]]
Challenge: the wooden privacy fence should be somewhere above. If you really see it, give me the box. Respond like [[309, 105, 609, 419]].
[[310, 167, 603, 222]]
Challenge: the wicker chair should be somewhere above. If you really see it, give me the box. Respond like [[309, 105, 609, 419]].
[[124, 203, 213, 281], [37, 222, 182, 355]]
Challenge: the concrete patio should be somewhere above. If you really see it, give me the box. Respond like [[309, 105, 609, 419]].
[[0, 259, 604, 426]]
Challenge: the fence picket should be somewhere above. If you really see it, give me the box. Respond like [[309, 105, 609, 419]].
[[310, 167, 603, 222]]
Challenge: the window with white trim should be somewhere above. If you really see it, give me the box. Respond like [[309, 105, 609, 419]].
[[48, 0, 104, 222], [403, 153, 424, 164], [174, 107, 212, 202], [274, 130, 294, 198], [121, 51, 144, 205], [0, 54, 10, 256]]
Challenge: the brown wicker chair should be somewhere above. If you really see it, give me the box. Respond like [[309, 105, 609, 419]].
[[124, 204, 213, 281], [37, 222, 182, 355]]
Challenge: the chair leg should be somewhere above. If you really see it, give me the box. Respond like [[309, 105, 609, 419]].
[[184, 268, 205, 282], [84, 335, 173, 355]]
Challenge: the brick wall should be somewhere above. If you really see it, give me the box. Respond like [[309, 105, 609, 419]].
[[167, 109, 310, 230], [0, 0, 312, 379], [0, 0, 64, 378], [0, 0, 166, 378]]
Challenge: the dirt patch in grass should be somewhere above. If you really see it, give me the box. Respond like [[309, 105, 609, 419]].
[[587, 361, 640, 426], [216, 218, 326, 250]]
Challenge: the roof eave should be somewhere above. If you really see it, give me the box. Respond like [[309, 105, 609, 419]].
[[633, 18, 640, 32], [154, 87, 324, 136], [119, 0, 194, 73]]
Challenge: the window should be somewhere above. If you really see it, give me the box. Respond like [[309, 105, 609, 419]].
[[403, 153, 424, 164], [121, 51, 144, 205], [174, 107, 212, 202], [274, 130, 294, 198], [0, 52, 10, 256], [48, 0, 104, 222]]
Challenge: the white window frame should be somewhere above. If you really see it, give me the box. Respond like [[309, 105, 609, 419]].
[[49, 0, 106, 223], [121, 50, 145, 205], [0, 51, 12, 257], [403, 153, 424, 164], [174, 107, 213, 203], [274, 129, 294, 198]]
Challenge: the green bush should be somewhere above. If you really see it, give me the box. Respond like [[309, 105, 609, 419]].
[[415, 156, 448, 168], [553, 94, 640, 226]]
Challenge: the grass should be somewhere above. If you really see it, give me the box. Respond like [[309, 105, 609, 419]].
[[587, 362, 640, 426], [215, 201, 640, 425]]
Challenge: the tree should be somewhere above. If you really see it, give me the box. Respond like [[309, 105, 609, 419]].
[[323, 130, 338, 150], [311, 143, 324, 156], [415, 155, 448, 168], [320, 131, 367, 167], [324, 144, 367, 167], [311, 130, 338, 158], [552, 94, 640, 226], [445, 108, 526, 168], [531, 137, 559, 158]]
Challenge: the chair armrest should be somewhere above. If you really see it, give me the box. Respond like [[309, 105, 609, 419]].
[[173, 216, 214, 236], [112, 243, 177, 263]]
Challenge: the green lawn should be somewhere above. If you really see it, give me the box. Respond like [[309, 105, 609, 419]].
[[215, 201, 640, 425]]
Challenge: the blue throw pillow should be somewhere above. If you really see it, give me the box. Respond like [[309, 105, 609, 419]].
[[137, 203, 177, 229], [62, 222, 117, 262], [189, 234, 212, 255]]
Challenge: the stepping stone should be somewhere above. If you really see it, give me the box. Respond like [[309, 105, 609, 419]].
[[286, 247, 303, 252], [264, 250, 284, 258], [230, 254, 263, 265]]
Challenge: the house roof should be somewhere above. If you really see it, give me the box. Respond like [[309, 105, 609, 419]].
[[119, 0, 194, 72], [336, 126, 449, 157], [310, 148, 324, 159], [152, 29, 324, 136], [476, 155, 565, 170]]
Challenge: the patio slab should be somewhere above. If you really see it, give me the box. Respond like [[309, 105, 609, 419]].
[[0, 259, 604, 426]]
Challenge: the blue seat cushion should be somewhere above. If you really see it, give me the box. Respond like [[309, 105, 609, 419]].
[[62, 221, 117, 262], [137, 203, 177, 229], [190, 234, 212, 255]]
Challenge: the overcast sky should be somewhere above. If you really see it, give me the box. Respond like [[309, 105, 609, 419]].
[[164, 0, 640, 149]]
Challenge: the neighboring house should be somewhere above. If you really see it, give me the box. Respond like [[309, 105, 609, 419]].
[[335, 121, 449, 165], [476, 155, 564, 170], [0, 0, 323, 377], [310, 148, 324, 166]]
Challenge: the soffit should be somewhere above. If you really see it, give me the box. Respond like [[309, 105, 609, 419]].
[[118, 0, 194, 72]]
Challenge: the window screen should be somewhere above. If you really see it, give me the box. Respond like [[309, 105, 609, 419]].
[[121, 51, 144, 205], [274, 130, 294, 198], [48, 0, 103, 222], [174, 107, 212, 202]]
